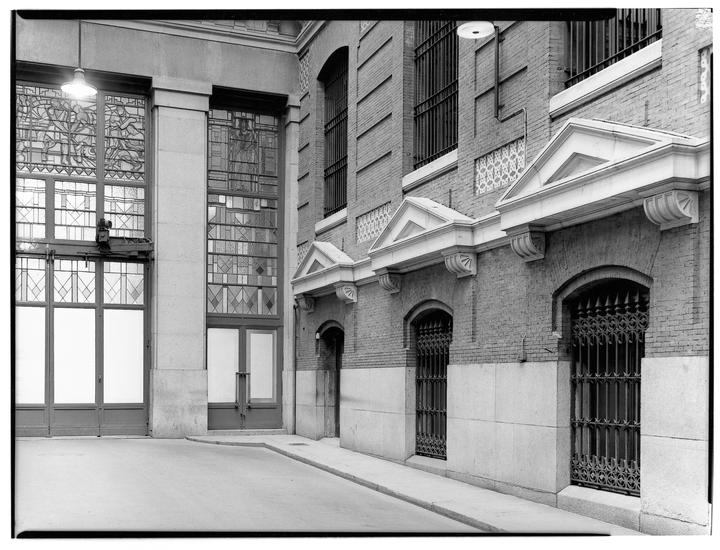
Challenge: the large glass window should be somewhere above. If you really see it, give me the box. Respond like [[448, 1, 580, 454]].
[[413, 21, 458, 169], [207, 108, 280, 316], [565, 9, 662, 87]]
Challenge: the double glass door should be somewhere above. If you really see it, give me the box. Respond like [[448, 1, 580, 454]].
[[15, 256, 148, 436]]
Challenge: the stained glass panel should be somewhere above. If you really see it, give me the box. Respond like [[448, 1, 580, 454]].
[[208, 110, 279, 195], [16, 177, 46, 241], [105, 185, 145, 238], [16, 257, 46, 303], [16, 85, 96, 177], [104, 262, 144, 305], [104, 94, 145, 182], [54, 259, 95, 304], [54, 180, 96, 240]]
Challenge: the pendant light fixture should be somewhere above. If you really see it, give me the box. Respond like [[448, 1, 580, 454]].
[[61, 20, 97, 98]]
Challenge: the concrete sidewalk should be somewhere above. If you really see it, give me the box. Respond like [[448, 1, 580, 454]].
[[187, 433, 640, 535]]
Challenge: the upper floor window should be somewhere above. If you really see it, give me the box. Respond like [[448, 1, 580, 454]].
[[565, 9, 662, 88], [413, 20, 458, 170], [320, 50, 348, 218], [16, 82, 147, 246]]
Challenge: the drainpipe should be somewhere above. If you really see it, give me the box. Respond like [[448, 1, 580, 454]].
[[292, 303, 298, 435]]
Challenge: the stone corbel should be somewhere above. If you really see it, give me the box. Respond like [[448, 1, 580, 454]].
[[509, 227, 546, 262], [334, 283, 358, 304], [377, 269, 402, 293], [295, 294, 314, 313], [441, 247, 477, 278], [643, 189, 699, 230]]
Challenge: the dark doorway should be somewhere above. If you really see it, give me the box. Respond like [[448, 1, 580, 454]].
[[319, 326, 344, 437]]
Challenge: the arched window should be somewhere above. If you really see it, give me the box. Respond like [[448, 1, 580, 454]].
[[319, 49, 348, 217], [568, 279, 649, 496], [413, 21, 458, 169]]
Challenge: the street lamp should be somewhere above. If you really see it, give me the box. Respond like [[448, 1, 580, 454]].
[[61, 20, 97, 98]]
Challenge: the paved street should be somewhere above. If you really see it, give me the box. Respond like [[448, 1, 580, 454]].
[[14, 438, 477, 534]]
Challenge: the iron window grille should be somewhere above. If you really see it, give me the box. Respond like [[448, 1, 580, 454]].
[[569, 281, 649, 496], [565, 9, 662, 88], [322, 56, 348, 218], [413, 20, 458, 170]]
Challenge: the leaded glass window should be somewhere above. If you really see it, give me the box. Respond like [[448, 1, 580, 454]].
[[15, 83, 147, 246], [208, 109, 280, 316]]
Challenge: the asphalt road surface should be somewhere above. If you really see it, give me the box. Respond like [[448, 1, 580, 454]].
[[15, 437, 478, 534]]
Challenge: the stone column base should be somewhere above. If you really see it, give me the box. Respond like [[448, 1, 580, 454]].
[[149, 369, 207, 438]]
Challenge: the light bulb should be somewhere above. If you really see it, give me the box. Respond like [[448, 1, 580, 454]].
[[61, 68, 97, 98]]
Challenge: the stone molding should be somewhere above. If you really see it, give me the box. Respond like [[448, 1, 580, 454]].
[[377, 271, 401, 293], [442, 248, 477, 278], [509, 229, 546, 262], [643, 190, 699, 230], [334, 283, 357, 304], [295, 294, 315, 313]]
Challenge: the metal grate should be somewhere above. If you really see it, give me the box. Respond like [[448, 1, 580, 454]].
[[565, 9, 662, 88], [570, 282, 649, 496], [323, 56, 348, 218], [415, 312, 452, 459], [413, 21, 458, 170]]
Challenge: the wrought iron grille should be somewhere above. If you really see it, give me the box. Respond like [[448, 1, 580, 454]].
[[565, 9, 662, 87], [415, 312, 452, 459], [413, 21, 458, 170], [323, 56, 348, 217], [570, 282, 649, 496]]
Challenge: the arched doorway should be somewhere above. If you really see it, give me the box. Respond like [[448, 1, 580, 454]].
[[567, 279, 649, 496], [412, 309, 452, 460], [318, 325, 344, 437]]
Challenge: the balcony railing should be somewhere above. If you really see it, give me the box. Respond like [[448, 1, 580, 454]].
[[565, 9, 662, 88]]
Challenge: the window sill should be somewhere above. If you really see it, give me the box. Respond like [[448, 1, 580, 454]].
[[402, 149, 458, 192], [549, 39, 662, 118], [315, 207, 347, 235]]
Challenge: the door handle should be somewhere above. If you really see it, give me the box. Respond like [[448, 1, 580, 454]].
[[98, 375, 102, 384]]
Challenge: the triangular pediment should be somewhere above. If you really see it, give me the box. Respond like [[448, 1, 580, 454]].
[[294, 240, 354, 279], [498, 118, 699, 206], [370, 197, 473, 252]]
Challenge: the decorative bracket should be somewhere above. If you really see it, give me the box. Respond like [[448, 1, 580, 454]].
[[643, 190, 699, 230], [377, 270, 401, 293], [509, 228, 545, 262], [442, 248, 477, 278], [295, 294, 315, 313], [334, 283, 357, 304]]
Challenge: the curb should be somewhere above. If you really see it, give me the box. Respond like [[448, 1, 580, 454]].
[[186, 436, 507, 533]]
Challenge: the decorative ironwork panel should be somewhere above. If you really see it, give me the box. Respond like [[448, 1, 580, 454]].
[[16, 84, 96, 176], [414, 21, 458, 169], [54, 259, 95, 304], [104, 262, 144, 305], [415, 312, 452, 460], [474, 138, 526, 195], [104, 94, 146, 182], [207, 193, 278, 315], [208, 110, 279, 196], [104, 185, 145, 238], [16, 177, 46, 241], [356, 202, 391, 243], [566, 9, 662, 87], [16, 256, 46, 303], [299, 51, 311, 95], [296, 241, 310, 264], [54, 180, 96, 240], [570, 282, 649, 496]]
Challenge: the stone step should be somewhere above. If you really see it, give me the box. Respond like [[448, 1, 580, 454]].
[[206, 428, 287, 436]]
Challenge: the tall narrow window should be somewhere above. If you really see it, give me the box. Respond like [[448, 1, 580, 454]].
[[207, 108, 280, 316], [413, 21, 458, 169], [565, 9, 662, 87], [321, 51, 348, 217]]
